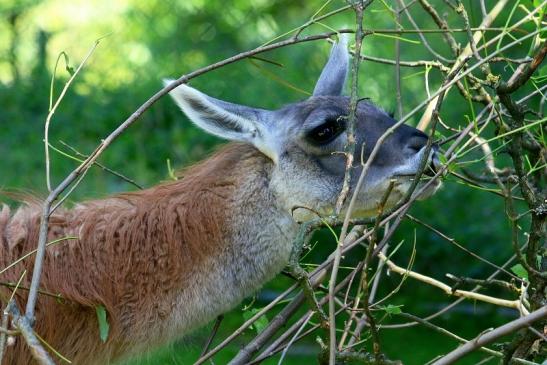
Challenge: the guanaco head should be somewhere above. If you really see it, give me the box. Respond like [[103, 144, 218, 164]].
[[164, 37, 441, 221]]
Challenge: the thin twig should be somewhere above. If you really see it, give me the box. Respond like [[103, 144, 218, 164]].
[[395, 1, 403, 118], [57, 140, 144, 190], [417, 0, 511, 130], [10, 305, 55, 365], [200, 315, 224, 358], [329, 1, 371, 364], [398, 312, 537, 365], [432, 306, 547, 365], [44, 38, 103, 192], [377, 251, 528, 312], [0, 301, 14, 361]]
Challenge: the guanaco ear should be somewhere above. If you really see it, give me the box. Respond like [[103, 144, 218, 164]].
[[164, 80, 278, 162], [313, 35, 349, 96]]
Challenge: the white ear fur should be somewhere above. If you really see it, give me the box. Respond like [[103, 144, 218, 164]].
[[164, 80, 279, 163]]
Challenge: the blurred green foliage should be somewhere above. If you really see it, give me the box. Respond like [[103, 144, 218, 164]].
[[0, 0, 542, 364]]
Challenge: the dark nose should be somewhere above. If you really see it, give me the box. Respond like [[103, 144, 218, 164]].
[[404, 130, 429, 156]]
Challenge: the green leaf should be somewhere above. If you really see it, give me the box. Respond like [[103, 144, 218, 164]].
[[439, 154, 447, 165], [380, 304, 403, 315], [166, 158, 177, 181], [511, 264, 528, 280], [437, 153, 455, 175], [252, 314, 269, 334], [242, 308, 269, 334], [433, 130, 445, 141], [60, 52, 74, 76], [95, 305, 110, 342]]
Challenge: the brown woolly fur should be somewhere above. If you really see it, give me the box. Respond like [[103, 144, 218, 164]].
[[0, 143, 279, 365]]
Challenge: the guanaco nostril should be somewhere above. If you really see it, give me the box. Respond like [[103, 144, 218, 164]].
[[404, 132, 429, 155]]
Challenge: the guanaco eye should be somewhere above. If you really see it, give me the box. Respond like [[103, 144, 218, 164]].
[[306, 117, 346, 145]]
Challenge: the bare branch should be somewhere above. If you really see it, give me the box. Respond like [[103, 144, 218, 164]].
[[432, 306, 547, 365]]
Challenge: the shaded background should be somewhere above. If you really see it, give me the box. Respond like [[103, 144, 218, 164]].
[[0, 0, 542, 364]]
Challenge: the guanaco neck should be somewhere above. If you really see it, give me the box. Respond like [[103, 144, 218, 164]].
[[0, 143, 298, 364]]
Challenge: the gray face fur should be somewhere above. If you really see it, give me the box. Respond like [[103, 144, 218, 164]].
[[165, 38, 441, 220]]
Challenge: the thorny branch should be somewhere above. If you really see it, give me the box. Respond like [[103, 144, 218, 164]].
[[432, 306, 547, 365]]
